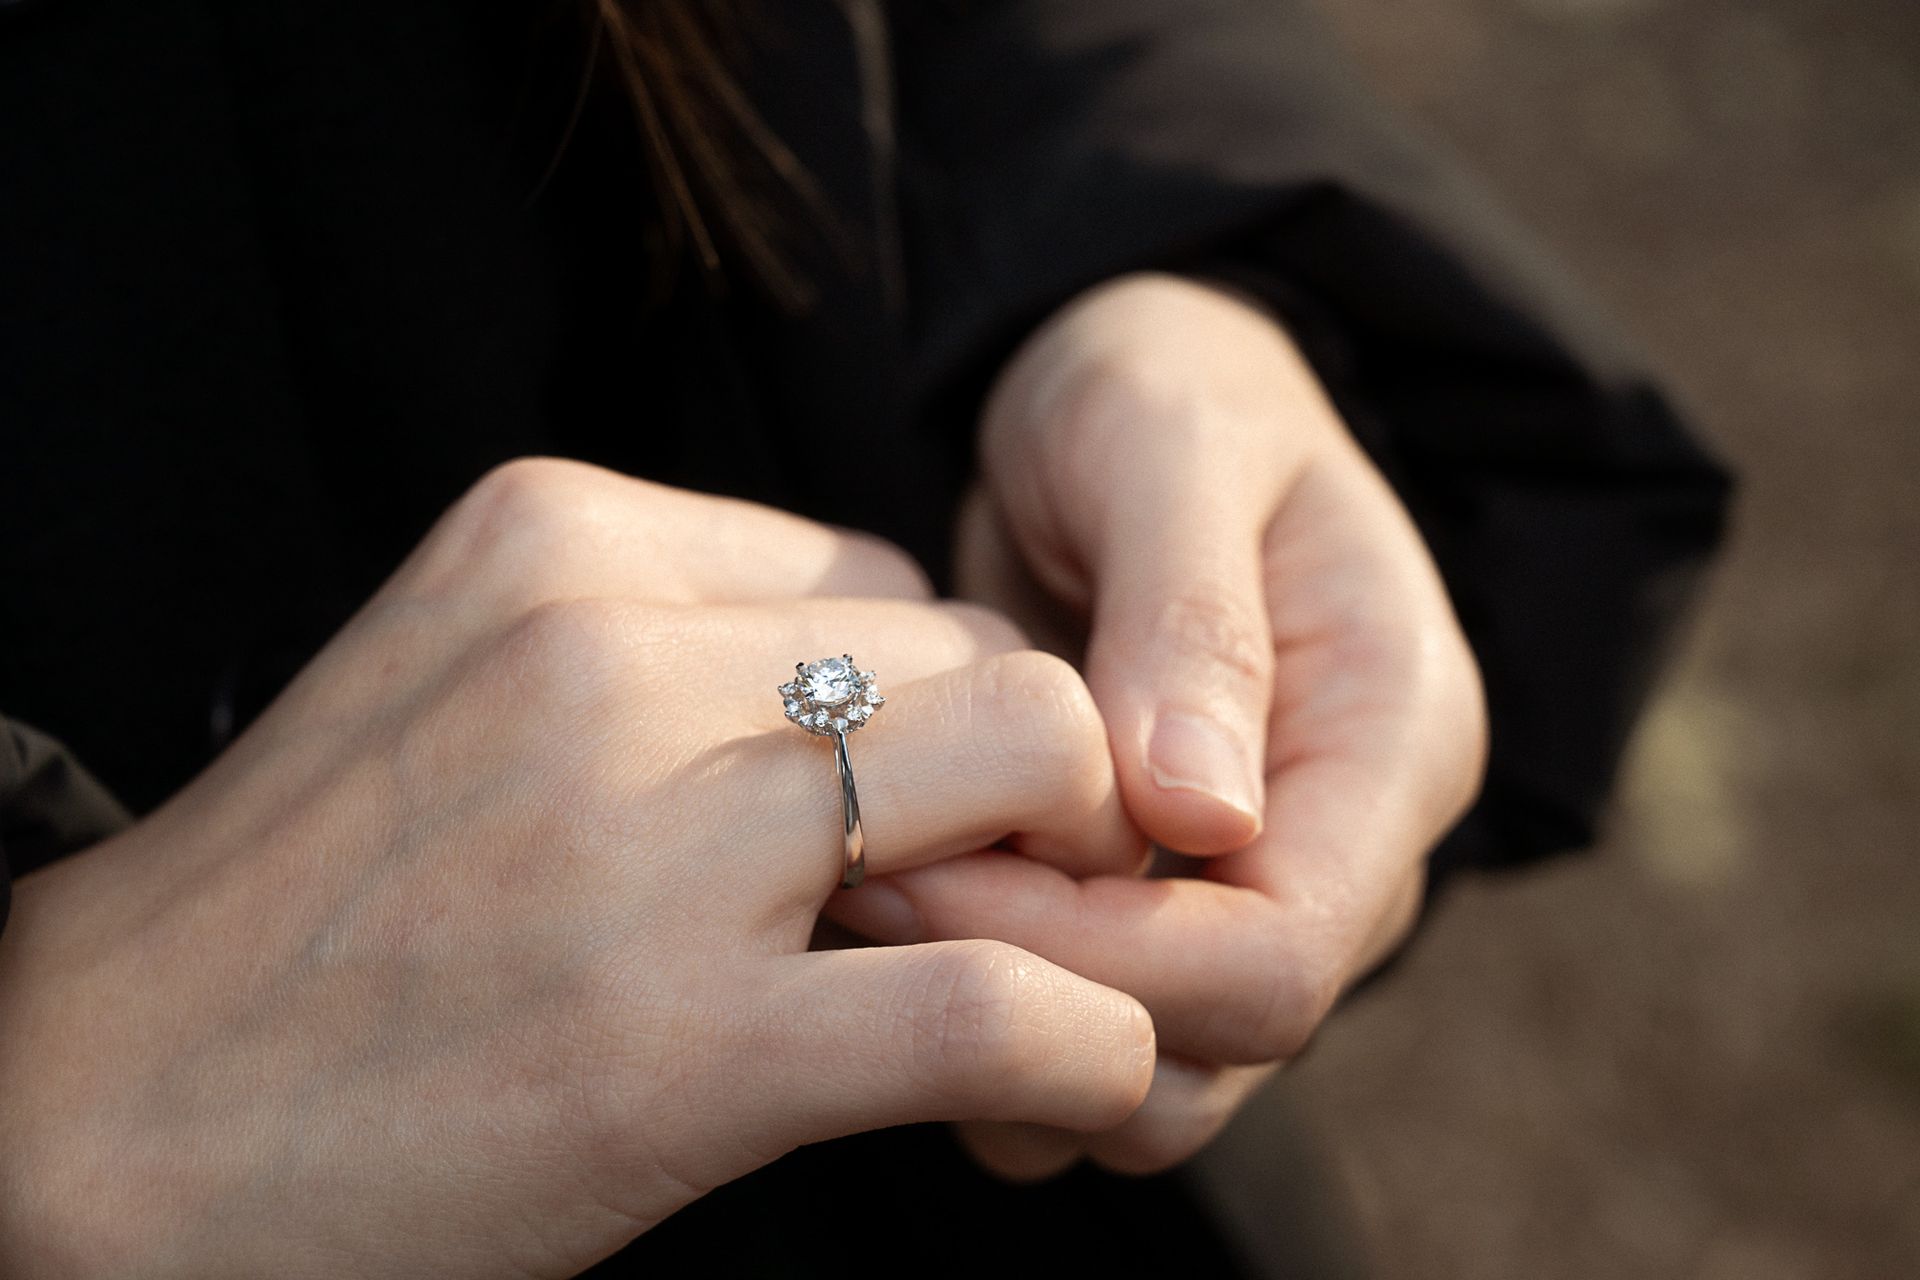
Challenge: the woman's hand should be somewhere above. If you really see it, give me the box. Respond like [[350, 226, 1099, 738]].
[[831, 273, 1488, 1177], [0, 460, 1155, 1278]]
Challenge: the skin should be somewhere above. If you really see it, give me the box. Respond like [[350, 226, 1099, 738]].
[[0, 460, 1158, 1278], [0, 271, 1484, 1269], [830, 272, 1489, 1179]]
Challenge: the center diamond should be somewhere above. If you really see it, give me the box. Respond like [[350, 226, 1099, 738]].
[[801, 657, 857, 706]]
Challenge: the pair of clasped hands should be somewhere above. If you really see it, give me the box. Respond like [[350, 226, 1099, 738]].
[[0, 276, 1485, 1278]]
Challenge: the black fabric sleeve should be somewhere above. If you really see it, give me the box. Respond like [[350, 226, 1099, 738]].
[[0, 717, 134, 936], [885, 0, 1733, 882]]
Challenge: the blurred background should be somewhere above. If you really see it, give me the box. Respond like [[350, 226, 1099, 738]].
[[1192, 1, 1920, 1276]]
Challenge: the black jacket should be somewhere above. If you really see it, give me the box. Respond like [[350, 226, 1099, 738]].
[[0, 0, 1727, 966]]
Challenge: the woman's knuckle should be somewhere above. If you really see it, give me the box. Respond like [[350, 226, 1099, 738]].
[[1189, 928, 1327, 1065], [1156, 592, 1270, 690], [914, 942, 1043, 1104], [436, 457, 615, 586], [1245, 957, 1337, 1065], [974, 651, 1109, 791], [461, 457, 593, 532], [1050, 344, 1200, 454], [982, 649, 1101, 734]]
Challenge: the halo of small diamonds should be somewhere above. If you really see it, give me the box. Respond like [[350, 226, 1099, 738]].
[[781, 656, 885, 737]]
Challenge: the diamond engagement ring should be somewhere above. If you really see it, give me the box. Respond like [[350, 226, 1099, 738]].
[[780, 656, 886, 888]]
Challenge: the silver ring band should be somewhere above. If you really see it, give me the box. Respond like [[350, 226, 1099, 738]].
[[833, 728, 866, 889], [780, 656, 886, 891]]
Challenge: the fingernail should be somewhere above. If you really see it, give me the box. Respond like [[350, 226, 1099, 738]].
[[1147, 712, 1262, 824], [839, 881, 924, 945]]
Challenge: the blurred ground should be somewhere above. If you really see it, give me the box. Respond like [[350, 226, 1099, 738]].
[[1195, 1, 1920, 1276]]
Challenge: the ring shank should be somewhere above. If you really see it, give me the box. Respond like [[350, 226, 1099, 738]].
[[833, 728, 866, 888]]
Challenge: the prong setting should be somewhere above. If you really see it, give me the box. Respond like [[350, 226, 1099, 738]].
[[781, 656, 884, 736]]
